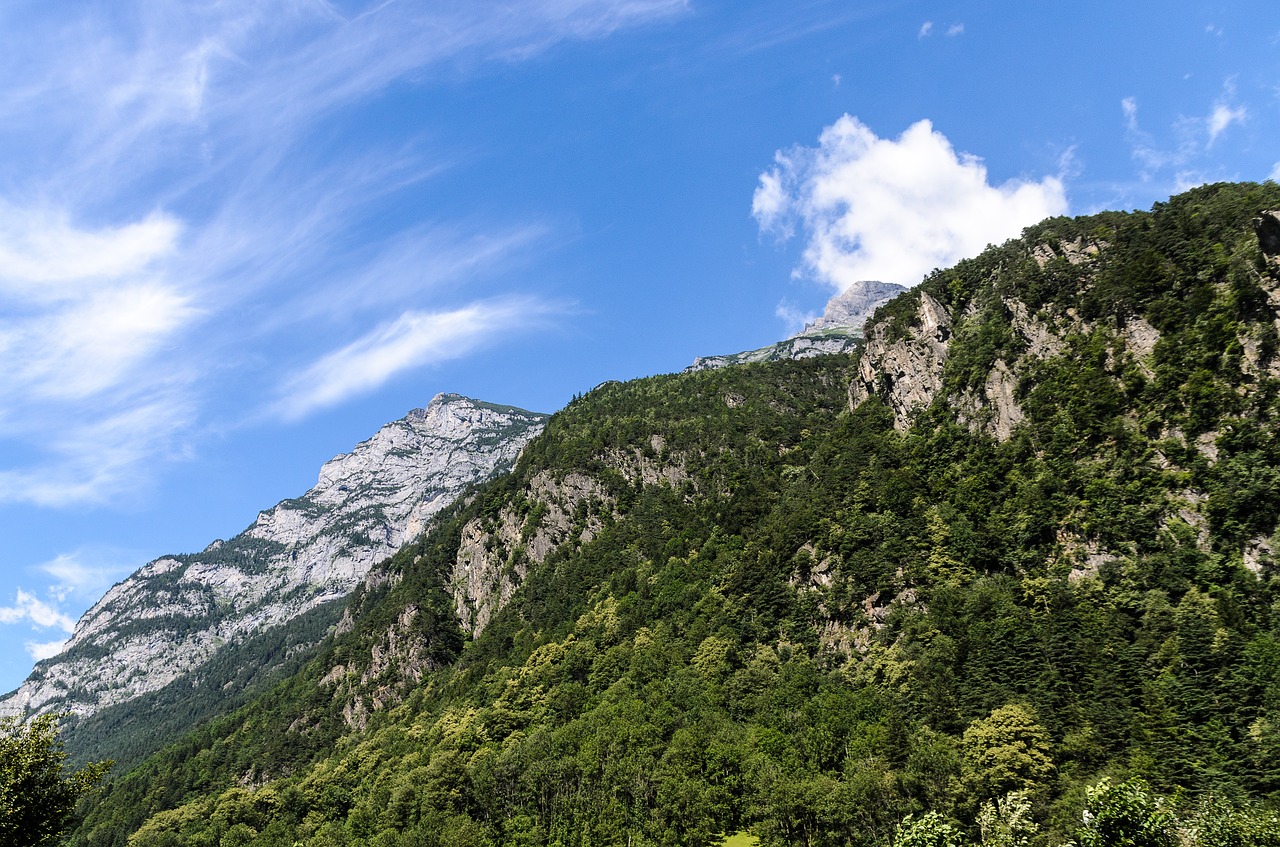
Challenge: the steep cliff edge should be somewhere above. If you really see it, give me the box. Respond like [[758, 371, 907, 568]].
[[71, 184, 1280, 847], [1, 394, 547, 720], [686, 279, 905, 371]]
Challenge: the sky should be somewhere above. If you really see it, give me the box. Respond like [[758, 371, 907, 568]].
[[1, 0, 1278, 693]]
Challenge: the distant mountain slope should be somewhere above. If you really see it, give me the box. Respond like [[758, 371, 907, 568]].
[[1, 394, 547, 727], [72, 184, 1280, 847], [686, 279, 904, 371]]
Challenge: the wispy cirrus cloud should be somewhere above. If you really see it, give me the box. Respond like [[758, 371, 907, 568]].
[[1122, 81, 1249, 190], [0, 0, 685, 506], [275, 297, 559, 421], [754, 115, 1067, 290]]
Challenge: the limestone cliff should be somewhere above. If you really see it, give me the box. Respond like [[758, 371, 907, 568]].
[[686, 280, 905, 371], [1, 394, 547, 719], [845, 233, 1173, 441]]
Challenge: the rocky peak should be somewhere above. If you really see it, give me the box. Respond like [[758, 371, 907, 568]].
[[804, 280, 908, 334], [2, 394, 548, 719], [686, 279, 906, 372]]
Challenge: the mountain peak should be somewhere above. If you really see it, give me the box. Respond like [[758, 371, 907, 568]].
[[802, 280, 908, 336], [2, 394, 549, 722], [686, 279, 906, 372]]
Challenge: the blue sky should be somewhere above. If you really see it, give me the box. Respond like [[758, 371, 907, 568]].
[[1, 0, 1277, 693]]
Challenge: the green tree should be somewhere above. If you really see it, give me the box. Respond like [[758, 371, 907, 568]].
[[0, 713, 111, 847], [893, 811, 965, 847], [1073, 778, 1177, 847], [976, 791, 1038, 847], [959, 705, 1054, 803]]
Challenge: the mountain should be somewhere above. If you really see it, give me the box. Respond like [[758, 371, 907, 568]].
[[1, 394, 547, 751], [686, 279, 905, 371], [71, 183, 1280, 847]]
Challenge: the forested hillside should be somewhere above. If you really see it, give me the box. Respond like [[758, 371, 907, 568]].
[[71, 183, 1280, 846]]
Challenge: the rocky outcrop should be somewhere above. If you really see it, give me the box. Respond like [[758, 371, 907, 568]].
[[449, 438, 690, 637], [848, 240, 1169, 441], [1, 394, 547, 719], [806, 280, 909, 333], [849, 290, 953, 431], [687, 280, 905, 372], [452, 471, 611, 636], [1254, 211, 1280, 258]]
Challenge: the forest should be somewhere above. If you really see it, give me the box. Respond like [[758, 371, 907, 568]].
[[54, 183, 1280, 845]]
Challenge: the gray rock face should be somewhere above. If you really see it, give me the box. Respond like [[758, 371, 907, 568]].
[[847, 236, 1168, 442], [805, 280, 908, 334], [849, 290, 953, 430], [1, 394, 547, 719], [1255, 211, 1280, 258], [686, 280, 906, 372]]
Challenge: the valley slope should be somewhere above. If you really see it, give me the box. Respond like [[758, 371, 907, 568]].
[[72, 183, 1280, 847], [3, 394, 547, 766]]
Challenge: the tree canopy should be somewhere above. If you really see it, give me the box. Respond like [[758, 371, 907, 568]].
[[0, 714, 109, 847]]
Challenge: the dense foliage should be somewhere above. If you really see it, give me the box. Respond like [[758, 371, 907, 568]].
[[70, 183, 1280, 846], [0, 714, 109, 846], [63, 600, 344, 772]]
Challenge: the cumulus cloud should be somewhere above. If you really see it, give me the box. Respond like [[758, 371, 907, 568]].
[[754, 116, 1068, 290], [0, 589, 77, 633], [276, 298, 557, 421]]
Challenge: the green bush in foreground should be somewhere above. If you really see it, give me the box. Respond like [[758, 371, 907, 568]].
[[895, 780, 1280, 847], [0, 714, 110, 847]]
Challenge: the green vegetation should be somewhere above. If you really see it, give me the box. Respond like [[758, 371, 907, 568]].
[[0, 714, 110, 846], [66, 183, 1280, 845], [62, 600, 345, 771]]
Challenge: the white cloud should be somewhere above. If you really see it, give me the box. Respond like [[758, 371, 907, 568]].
[[25, 638, 68, 661], [1207, 102, 1246, 145], [0, 589, 77, 633], [1270, 162, 1280, 182], [0, 550, 133, 662], [775, 301, 817, 336], [0, 209, 180, 299], [946, 23, 965, 37], [0, 399, 196, 507], [0, 1, 684, 506], [15, 284, 197, 401], [918, 21, 933, 38], [1121, 84, 1250, 186], [1122, 96, 1139, 126], [0, 205, 199, 506], [38, 551, 134, 604], [754, 116, 1068, 290], [275, 298, 556, 421]]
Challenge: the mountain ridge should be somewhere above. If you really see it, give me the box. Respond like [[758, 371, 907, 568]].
[[685, 279, 905, 371], [67, 183, 1280, 847], [2, 394, 548, 728]]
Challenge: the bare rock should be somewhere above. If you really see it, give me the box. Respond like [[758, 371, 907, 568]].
[[849, 291, 953, 430], [1254, 211, 1280, 257], [2, 394, 547, 719]]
